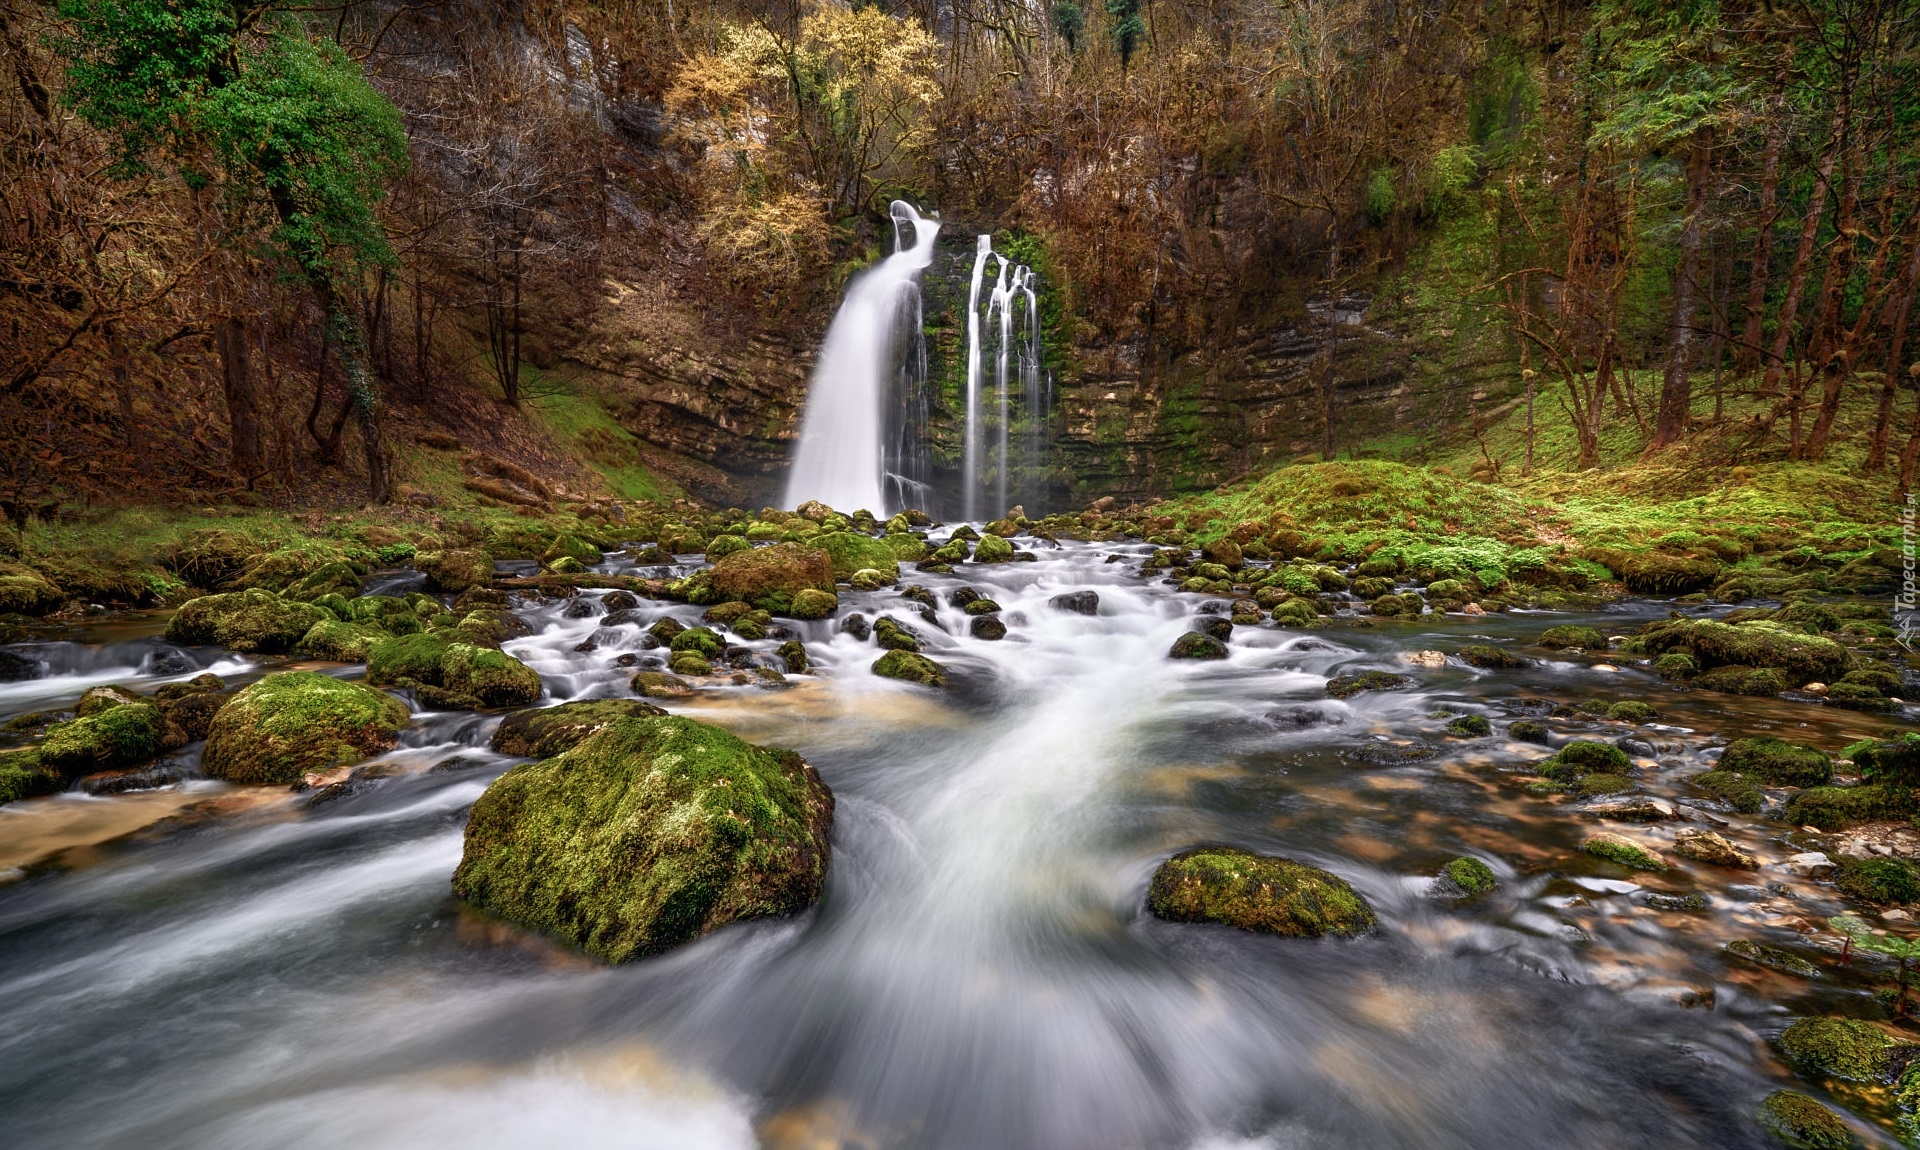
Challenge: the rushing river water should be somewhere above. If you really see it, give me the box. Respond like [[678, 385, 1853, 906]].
[[0, 538, 1907, 1149]]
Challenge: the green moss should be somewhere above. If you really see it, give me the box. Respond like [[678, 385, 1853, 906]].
[[1654, 652, 1697, 681], [451, 715, 834, 963], [972, 533, 1014, 563], [0, 562, 65, 614], [1508, 719, 1550, 744], [1854, 736, 1920, 786], [1785, 785, 1918, 831], [1459, 644, 1525, 669], [814, 532, 900, 580], [543, 535, 603, 568], [1326, 671, 1411, 698], [293, 620, 392, 662], [166, 589, 332, 654], [415, 549, 494, 594], [1694, 665, 1790, 696], [1445, 714, 1492, 737], [1171, 632, 1230, 660], [1579, 832, 1666, 871], [1147, 846, 1376, 937], [0, 748, 62, 805], [1441, 856, 1497, 897], [1836, 857, 1920, 904], [1539, 625, 1605, 650], [441, 644, 543, 708], [40, 703, 163, 778], [668, 652, 712, 676], [1539, 740, 1631, 781], [1606, 701, 1658, 723], [704, 534, 750, 562], [1756, 1091, 1856, 1150], [777, 639, 811, 674], [1271, 598, 1320, 627], [491, 699, 668, 758], [669, 627, 723, 658], [1725, 939, 1820, 978], [281, 562, 363, 602], [1691, 770, 1764, 813], [872, 650, 946, 687], [631, 671, 694, 698], [791, 588, 838, 620], [884, 534, 928, 562], [201, 672, 409, 784], [1721, 737, 1833, 788], [1779, 1017, 1897, 1082], [1573, 773, 1634, 797], [74, 685, 141, 717], [687, 543, 835, 613], [1636, 619, 1850, 688], [873, 617, 919, 652], [368, 632, 454, 687], [232, 545, 346, 592]]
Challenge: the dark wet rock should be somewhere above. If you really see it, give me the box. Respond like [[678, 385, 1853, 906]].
[[1049, 590, 1100, 616], [1325, 671, 1411, 699], [428, 755, 489, 774], [1444, 714, 1491, 737], [202, 672, 409, 785], [1640, 892, 1707, 912], [872, 650, 946, 687], [777, 639, 810, 675], [1350, 740, 1438, 765], [1725, 939, 1819, 977], [1508, 719, 1551, 744], [841, 613, 871, 641], [900, 585, 936, 608], [572, 637, 599, 654], [79, 759, 189, 795], [1438, 857, 1497, 897], [492, 699, 670, 758], [0, 647, 42, 682], [1721, 736, 1833, 787], [1458, 645, 1527, 669], [601, 590, 639, 611], [1170, 632, 1229, 660], [1586, 794, 1677, 821], [611, 653, 640, 668], [453, 715, 833, 964], [949, 586, 981, 608], [1616, 736, 1657, 758], [631, 671, 695, 698], [154, 672, 224, 700], [1270, 706, 1337, 727], [561, 597, 600, 619], [1147, 846, 1375, 938], [141, 646, 198, 677], [1690, 771, 1764, 813], [1539, 625, 1606, 650], [970, 616, 1007, 641], [159, 689, 229, 742], [1198, 616, 1234, 642]]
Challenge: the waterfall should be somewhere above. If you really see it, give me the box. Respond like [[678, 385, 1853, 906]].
[[784, 201, 941, 515], [962, 236, 991, 522], [963, 241, 1049, 521]]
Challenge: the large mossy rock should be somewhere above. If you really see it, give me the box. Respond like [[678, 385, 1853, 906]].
[[0, 747, 62, 805], [293, 620, 392, 663], [201, 671, 410, 784], [814, 532, 899, 581], [872, 649, 947, 687], [1147, 846, 1375, 937], [367, 632, 542, 708], [415, 549, 494, 594], [0, 562, 64, 615], [1720, 736, 1833, 787], [491, 699, 667, 758], [452, 715, 834, 963], [165, 589, 331, 654], [40, 703, 164, 778], [281, 562, 363, 602], [1634, 619, 1850, 687], [1756, 1091, 1856, 1150], [684, 543, 834, 613]]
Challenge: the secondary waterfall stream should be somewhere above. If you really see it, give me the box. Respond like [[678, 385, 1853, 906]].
[[0, 535, 1887, 1149]]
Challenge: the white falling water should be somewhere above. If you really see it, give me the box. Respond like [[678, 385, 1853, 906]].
[[963, 240, 1046, 520], [962, 236, 992, 522], [785, 202, 941, 515]]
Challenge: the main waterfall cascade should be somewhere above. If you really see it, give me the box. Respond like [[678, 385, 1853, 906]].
[[785, 203, 1051, 520]]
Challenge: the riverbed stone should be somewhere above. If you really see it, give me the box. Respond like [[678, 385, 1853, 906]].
[[1725, 939, 1819, 978], [1539, 739, 1632, 781], [1779, 1017, 1900, 1081], [202, 672, 409, 785], [452, 715, 834, 964], [872, 650, 946, 687], [1049, 590, 1100, 615], [1440, 857, 1497, 897], [970, 615, 1007, 641], [39, 703, 164, 778], [281, 562, 363, 603], [0, 747, 61, 805], [972, 533, 1014, 563], [166, 589, 332, 654], [814, 532, 900, 581], [367, 632, 542, 709], [776, 639, 810, 675], [1578, 832, 1667, 871], [1674, 828, 1758, 869], [74, 685, 142, 718], [1634, 618, 1850, 688], [416, 549, 494, 594], [1170, 631, 1229, 660], [1539, 625, 1606, 650], [1326, 671, 1411, 699], [631, 671, 695, 698], [1721, 736, 1834, 787], [1756, 1091, 1856, 1150], [1690, 770, 1764, 813], [491, 699, 669, 758], [1694, 665, 1789, 696], [1459, 644, 1527, 669], [293, 620, 392, 663], [685, 543, 836, 614], [1147, 847, 1375, 937]]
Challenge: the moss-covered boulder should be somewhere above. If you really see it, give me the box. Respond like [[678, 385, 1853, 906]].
[[685, 542, 835, 614], [0, 562, 64, 615], [1326, 671, 1411, 698], [1786, 784, 1918, 831], [1836, 857, 1920, 904], [415, 549, 494, 594], [442, 644, 543, 708], [74, 684, 142, 718], [1539, 739, 1632, 781], [1271, 598, 1319, 627], [873, 616, 919, 652], [884, 534, 928, 562], [1721, 736, 1833, 788], [1635, 619, 1850, 688], [1459, 645, 1527, 669], [1756, 1091, 1856, 1150], [166, 589, 331, 654], [281, 562, 363, 603], [1440, 856, 1497, 897], [491, 699, 669, 758], [813, 532, 899, 581], [201, 672, 409, 784], [368, 632, 454, 686], [39, 703, 164, 778], [1779, 1017, 1899, 1082], [1445, 714, 1492, 737], [451, 715, 834, 963], [1691, 770, 1764, 813], [1509, 719, 1550, 744], [631, 671, 695, 698], [1539, 625, 1606, 650], [669, 626, 723, 659], [1169, 631, 1229, 660], [293, 620, 392, 663], [1850, 736, 1920, 787], [1695, 665, 1789, 696], [871, 649, 945, 686], [1147, 847, 1375, 937], [1606, 700, 1658, 723], [972, 533, 1014, 563], [543, 535, 603, 569], [0, 747, 61, 806]]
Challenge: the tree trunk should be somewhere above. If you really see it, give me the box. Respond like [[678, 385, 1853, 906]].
[[214, 316, 263, 480], [1802, 137, 1868, 460], [310, 274, 389, 505], [1654, 126, 1711, 449], [1761, 101, 1847, 396], [1736, 64, 1789, 374]]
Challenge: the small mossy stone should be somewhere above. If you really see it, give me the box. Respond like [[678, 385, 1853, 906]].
[[970, 615, 1007, 640], [776, 640, 810, 675], [1459, 644, 1526, 669], [1786, 785, 1918, 832], [704, 535, 750, 563], [74, 685, 142, 718], [548, 556, 587, 575], [1851, 737, 1920, 787], [281, 562, 362, 603], [1778, 1017, 1896, 1082], [0, 562, 65, 615], [849, 568, 890, 592], [1691, 770, 1764, 813], [964, 598, 1002, 616], [972, 533, 1014, 564], [293, 620, 392, 663], [814, 532, 900, 581], [542, 535, 603, 568], [40, 703, 164, 778], [1722, 737, 1833, 788], [1271, 598, 1319, 627], [1835, 857, 1920, 904], [1725, 939, 1819, 978], [0, 748, 61, 806], [872, 617, 919, 652], [1756, 1090, 1856, 1150], [1607, 701, 1658, 723], [1573, 773, 1634, 798], [1509, 719, 1550, 744], [1170, 632, 1229, 660], [669, 652, 713, 677], [1654, 652, 1698, 681], [1445, 714, 1492, 737], [670, 627, 723, 658], [1579, 832, 1666, 871], [166, 589, 332, 654], [789, 588, 839, 620], [1540, 625, 1606, 650], [1146, 846, 1375, 938], [1441, 856, 1497, 897], [1695, 665, 1789, 696], [872, 650, 946, 687], [632, 671, 695, 698], [201, 672, 409, 785], [1326, 671, 1410, 699], [451, 715, 833, 964], [442, 644, 543, 708], [491, 699, 668, 758], [368, 632, 454, 688]]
